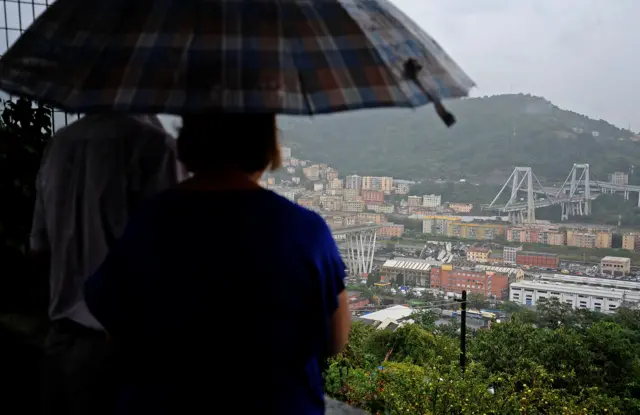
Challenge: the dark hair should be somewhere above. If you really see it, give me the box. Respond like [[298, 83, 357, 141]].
[[177, 113, 281, 174]]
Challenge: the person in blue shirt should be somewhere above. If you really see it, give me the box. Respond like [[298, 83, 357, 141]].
[[85, 112, 351, 414]]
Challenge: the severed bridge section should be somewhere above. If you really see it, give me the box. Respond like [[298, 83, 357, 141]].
[[483, 164, 597, 224], [332, 224, 380, 277]]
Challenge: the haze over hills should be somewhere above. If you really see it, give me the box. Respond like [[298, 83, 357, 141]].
[[279, 94, 638, 184]]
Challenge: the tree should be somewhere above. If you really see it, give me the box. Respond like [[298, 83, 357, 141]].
[[467, 292, 489, 310], [0, 98, 52, 313]]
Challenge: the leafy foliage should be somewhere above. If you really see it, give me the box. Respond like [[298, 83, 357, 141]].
[[281, 94, 635, 182], [0, 98, 52, 312], [326, 302, 640, 414]]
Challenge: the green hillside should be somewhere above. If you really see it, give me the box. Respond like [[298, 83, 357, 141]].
[[279, 94, 637, 183]]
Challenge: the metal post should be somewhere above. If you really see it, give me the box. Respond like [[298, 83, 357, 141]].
[[459, 290, 467, 373]]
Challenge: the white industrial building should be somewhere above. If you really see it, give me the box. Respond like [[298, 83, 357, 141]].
[[509, 281, 640, 313], [536, 274, 640, 292], [381, 258, 442, 287]]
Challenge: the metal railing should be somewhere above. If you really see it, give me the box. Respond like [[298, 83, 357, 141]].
[[0, 0, 77, 130]]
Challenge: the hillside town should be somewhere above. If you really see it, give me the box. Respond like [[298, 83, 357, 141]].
[[262, 147, 640, 324]]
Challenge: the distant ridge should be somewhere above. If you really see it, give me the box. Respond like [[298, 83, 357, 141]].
[[280, 94, 636, 183]]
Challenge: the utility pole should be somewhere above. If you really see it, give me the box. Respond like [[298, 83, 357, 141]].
[[459, 290, 467, 373]]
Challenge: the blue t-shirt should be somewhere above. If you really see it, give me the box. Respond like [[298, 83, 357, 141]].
[[85, 188, 346, 414]]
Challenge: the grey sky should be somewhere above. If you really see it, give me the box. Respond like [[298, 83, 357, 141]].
[[1, 1, 638, 130], [396, 0, 640, 130]]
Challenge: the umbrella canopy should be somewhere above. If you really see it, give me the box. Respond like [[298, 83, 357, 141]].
[[0, 0, 474, 122]]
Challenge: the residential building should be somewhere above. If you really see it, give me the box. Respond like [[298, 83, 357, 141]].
[[447, 222, 505, 240], [608, 171, 629, 185], [566, 230, 596, 248], [292, 177, 300, 184], [503, 246, 522, 265], [325, 189, 344, 197], [507, 225, 565, 246], [430, 266, 510, 299], [281, 146, 292, 159], [343, 199, 366, 213], [422, 194, 442, 208], [407, 195, 422, 207], [487, 251, 503, 264], [509, 281, 631, 313], [448, 203, 473, 213], [362, 176, 393, 193], [361, 189, 385, 205], [342, 188, 361, 200], [368, 203, 395, 214], [328, 179, 344, 190], [358, 212, 386, 225], [516, 251, 560, 269], [422, 216, 458, 235], [622, 234, 635, 251], [466, 247, 491, 263], [297, 198, 315, 209], [595, 231, 613, 249], [313, 183, 324, 192], [395, 183, 410, 195], [267, 176, 276, 186], [326, 169, 339, 181], [319, 195, 342, 211], [381, 258, 441, 286], [303, 165, 320, 180], [378, 223, 404, 239], [345, 174, 363, 191], [600, 256, 631, 276]]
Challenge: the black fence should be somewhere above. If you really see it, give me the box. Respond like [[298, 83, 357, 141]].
[[0, 0, 77, 130]]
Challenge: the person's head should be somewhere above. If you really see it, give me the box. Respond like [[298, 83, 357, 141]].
[[177, 112, 281, 177]]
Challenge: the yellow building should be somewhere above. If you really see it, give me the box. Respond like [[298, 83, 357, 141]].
[[566, 230, 596, 248], [447, 222, 506, 240], [467, 247, 491, 263], [622, 234, 636, 251], [595, 231, 613, 249]]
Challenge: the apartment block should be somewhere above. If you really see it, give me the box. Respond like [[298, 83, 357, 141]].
[[448, 203, 473, 213], [357, 212, 386, 225], [378, 223, 405, 239], [343, 199, 365, 213], [395, 183, 410, 195], [328, 179, 344, 190], [345, 174, 363, 191], [503, 246, 522, 265], [407, 195, 423, 207], [281, 146, 292, 159], [362, 176, 393, 193], [467, 247, 491, 263], [608, 171, 629, 185], [423, 194, 442, 208], [566, 230, 596, 249], [595, 231, 613, 249], [361, 189, 385, 205]]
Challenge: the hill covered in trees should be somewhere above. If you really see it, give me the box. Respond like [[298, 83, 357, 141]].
[[280, 94, 638, 183]]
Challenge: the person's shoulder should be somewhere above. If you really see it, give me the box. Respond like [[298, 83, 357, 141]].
[[264, 190, 331, 234]]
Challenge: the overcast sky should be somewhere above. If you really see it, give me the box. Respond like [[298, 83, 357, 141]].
[[1, 0, 638, 130], [395, 0, 640, 130]]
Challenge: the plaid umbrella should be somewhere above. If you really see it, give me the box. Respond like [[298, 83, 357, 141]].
[[0, 0, 474, 124]]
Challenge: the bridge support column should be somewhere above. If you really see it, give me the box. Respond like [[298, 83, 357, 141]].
[[345, 230, 377, 277]]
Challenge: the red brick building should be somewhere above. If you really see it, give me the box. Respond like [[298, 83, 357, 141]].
[[361, 189, 385, 205], [430, 266, 510, 299], [515, 251, 560, 268]]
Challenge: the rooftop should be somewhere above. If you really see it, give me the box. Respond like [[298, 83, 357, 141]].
[[601, 256, 631, 263], [510, 280, 640, 300], [359, 305, 414, 323], [382, 258, 442, 272], [518, 251, 559, 258]]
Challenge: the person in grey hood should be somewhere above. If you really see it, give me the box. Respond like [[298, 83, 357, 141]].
[[30, 114, 180, 415]]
